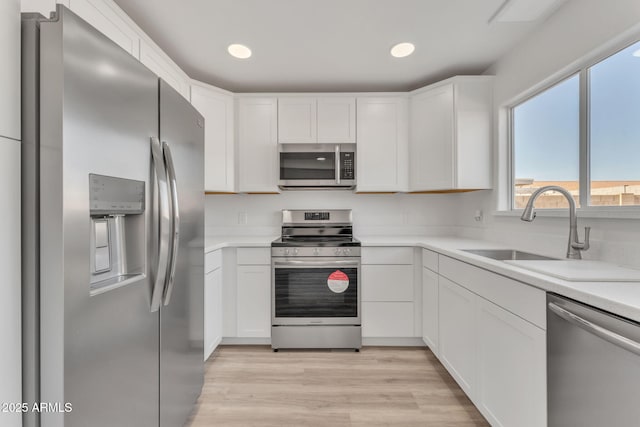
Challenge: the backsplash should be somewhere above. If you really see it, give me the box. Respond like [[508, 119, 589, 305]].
[[205, 191, 460, 238]]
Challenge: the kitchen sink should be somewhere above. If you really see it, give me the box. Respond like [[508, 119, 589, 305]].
[[461, 249, 559, 261]]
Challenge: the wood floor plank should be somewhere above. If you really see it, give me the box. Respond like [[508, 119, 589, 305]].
[[186, 346, 489, 427]]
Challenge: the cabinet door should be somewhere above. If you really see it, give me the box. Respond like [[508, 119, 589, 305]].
[[278, 97, 317, 143], [362, 265, 413, 302], [204, 268, 222, 360], [191, 84, 235, 192], [317, 97, 356, 143], [356, 97, 408, 192], [237, 265, 271, 337], [139, 38, 190, 100], [477, 298, 546, 427], [409, 84, 454, 191], [68, 0, 140, 58], [362, 302, 414, 337], [422, 268, 439, 355], [0, 0, 20, 140], [237, 98, 279, 192], [438, 276, 477, 399]]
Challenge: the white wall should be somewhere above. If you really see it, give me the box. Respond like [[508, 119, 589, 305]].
[[457, 0, 640, 268], [206, 191, 459, 238]]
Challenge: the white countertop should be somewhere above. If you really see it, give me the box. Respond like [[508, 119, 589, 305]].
[[205, 234, 640, 323]]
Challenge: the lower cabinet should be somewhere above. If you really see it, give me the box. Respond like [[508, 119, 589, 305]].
[[362, 302, 414, 337], [436, 257, 547, 426], [204, 249, 223, 360], [438, 277, 477, 398], [477, 298, 546, 427], [204, 267, 222, 360], [421, 266, 439, 355], [236, 250, 271, 338]]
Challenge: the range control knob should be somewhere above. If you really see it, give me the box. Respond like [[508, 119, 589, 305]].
[[293, 248, 299, 255], [283, 248, 290, 256], [343, 248, 351, 255], [313, 248, 320, 256], [334, 248, 343, 256]]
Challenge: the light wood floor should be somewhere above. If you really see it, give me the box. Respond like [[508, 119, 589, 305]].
[[186, 346, 489, 427]]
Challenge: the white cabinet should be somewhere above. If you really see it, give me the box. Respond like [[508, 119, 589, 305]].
[[422, 267, 439, 354], [278, 96, 356, 144], [317, 97, 356, 143], [477, 298, 546, 427], [277, 97, 317, 143], [236, 248, 271, 338], [362, 302, 414, 338], [361, 247, 416, 338], [20, 0, 68, 17], [191, 82, 235, 193], [67, 0, 140, 58], [139, 38, 190, 100], [356, 97, 408, 192], [237, 98, 279, 193], [0, 137, 21, 427], [435, 255, 547, 426], [1, 0, 21, 140], [409, 76, 493, 192], [204, 250, 223, 360], [438, 276, 477, 399]]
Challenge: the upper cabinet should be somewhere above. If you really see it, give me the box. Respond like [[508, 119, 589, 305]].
[[67, 0, 140, 58], [356, 97, 408, 192], [237, 97, 280, 193], [1, 0, 21, 140], [278, 96, 356, 144], [191, 81, 235, 193], [409, 76, 493, 192], [139, 38, 190, 100], [317, 97, 356, 143]]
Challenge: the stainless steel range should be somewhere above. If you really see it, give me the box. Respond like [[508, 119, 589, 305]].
[[271, 209, 361, 351]]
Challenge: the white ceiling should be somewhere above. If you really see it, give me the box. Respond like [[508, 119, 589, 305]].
[[113, 0, 563, 92]]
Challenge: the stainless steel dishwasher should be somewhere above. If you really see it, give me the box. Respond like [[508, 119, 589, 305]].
[[547, 294, 640, 426]]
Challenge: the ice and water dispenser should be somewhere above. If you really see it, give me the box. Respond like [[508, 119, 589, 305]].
[[89, 174, 146, 295]]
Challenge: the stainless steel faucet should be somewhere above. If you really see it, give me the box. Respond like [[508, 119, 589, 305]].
[[520, 185, 590, 259]]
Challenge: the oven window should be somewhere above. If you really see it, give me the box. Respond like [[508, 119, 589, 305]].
[[274, 267, 357, 317], [280, 152, 336, 180]]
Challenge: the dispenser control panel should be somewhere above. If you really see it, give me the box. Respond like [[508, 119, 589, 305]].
[[89, 174, 145, 215]]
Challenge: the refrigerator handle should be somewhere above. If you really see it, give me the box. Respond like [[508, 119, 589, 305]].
[[162, 141, 180, 306], [150, 137, 171, 312]]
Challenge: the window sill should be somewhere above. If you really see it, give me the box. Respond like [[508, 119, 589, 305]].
[[494, 208, 640, 220]]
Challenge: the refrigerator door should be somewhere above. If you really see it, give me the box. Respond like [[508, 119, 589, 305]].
[[34, 7, 160, 427], [159, 80, 205, 427]]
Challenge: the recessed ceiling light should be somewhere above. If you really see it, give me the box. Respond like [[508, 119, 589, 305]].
[[227, 44, 252, 59], [390, 42, 415, 58], [633, 48, 640, 58]]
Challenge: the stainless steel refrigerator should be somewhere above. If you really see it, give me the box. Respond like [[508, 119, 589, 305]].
[[22, 6, 204, 427]]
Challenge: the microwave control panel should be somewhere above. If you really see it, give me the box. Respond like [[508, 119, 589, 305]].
[[340, 152, 355, 180]]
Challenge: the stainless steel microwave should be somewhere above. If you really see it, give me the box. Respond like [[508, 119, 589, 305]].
[[278, 143, 356, 190]]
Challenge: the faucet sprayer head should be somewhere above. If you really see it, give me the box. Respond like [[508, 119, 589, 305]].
[[521, 205, 536, 222]]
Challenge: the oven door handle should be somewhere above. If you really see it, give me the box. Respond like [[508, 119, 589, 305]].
[[274, 260, 359, 268]]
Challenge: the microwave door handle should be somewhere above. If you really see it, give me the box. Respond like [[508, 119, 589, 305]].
[[335, 145, 341, 185], [150, 137, 171, 312]]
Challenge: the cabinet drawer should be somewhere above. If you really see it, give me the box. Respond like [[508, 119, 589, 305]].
[[237, 247, 271, 265], [422, 249, 438, 272], [362, 247, 413, 265], [362, 265, 413, 302], [362, 302, 414, 337], [439, 256, 546, 329], [205, 249, 222, 274]]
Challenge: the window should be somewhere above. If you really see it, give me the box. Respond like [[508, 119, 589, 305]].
[[512, 39, 640, 210]]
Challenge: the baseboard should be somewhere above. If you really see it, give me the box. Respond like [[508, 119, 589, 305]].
[[221, 337, 271, 345], [362, 337, 426, 347]]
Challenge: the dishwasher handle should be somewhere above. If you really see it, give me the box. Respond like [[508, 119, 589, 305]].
[[548, 302, 640, 357]]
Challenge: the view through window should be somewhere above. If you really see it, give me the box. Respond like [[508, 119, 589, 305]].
[[512, 40, 640, 209]]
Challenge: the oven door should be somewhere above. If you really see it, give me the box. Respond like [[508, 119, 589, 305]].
[[272, 257, 360, 325]]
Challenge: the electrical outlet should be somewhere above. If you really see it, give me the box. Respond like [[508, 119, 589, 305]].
[[238, 212, 248, 225]]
